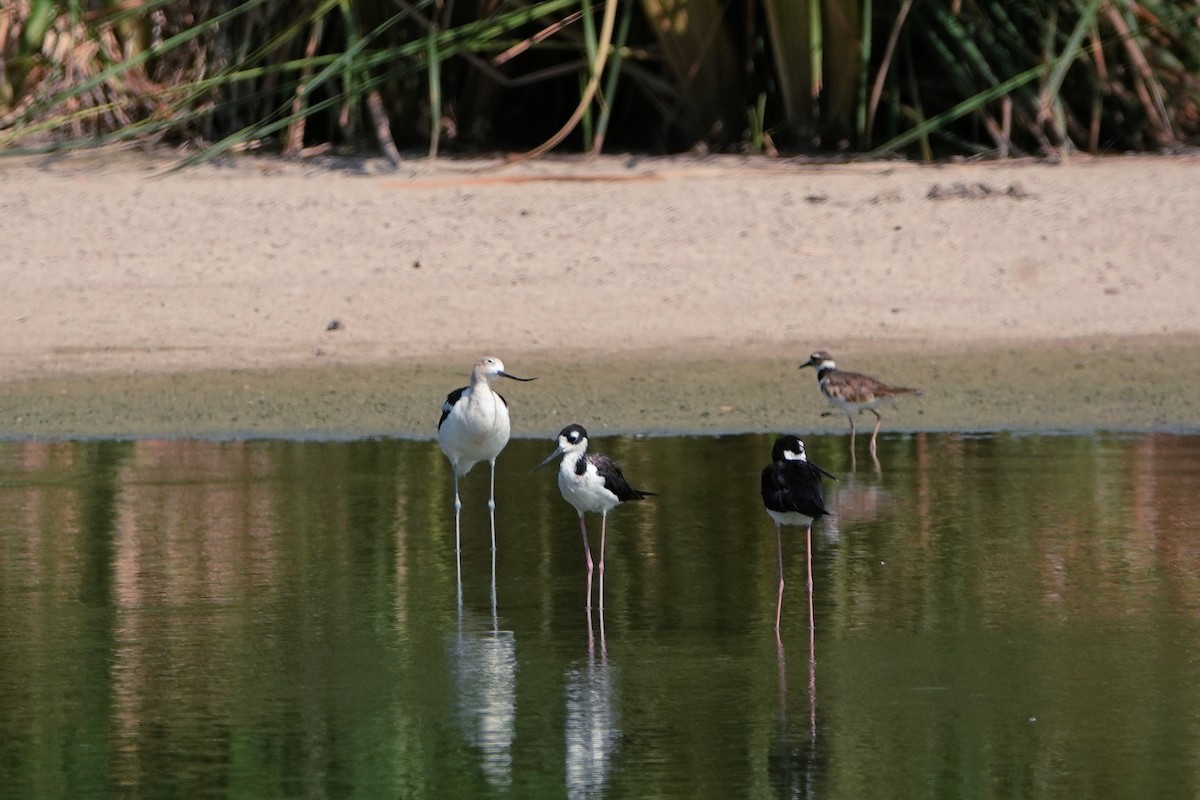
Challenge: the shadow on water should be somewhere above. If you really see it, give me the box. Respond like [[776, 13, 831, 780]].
[[2, 433, 1200, 798]]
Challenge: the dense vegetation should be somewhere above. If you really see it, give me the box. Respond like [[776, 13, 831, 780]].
[[2, 0, 1198, 162]]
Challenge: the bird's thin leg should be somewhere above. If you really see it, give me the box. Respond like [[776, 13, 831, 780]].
[[453, 472, 463, 611], [868, 409, 882, 457], [846, 412, 857, 453], [775, 523, 785, 638], [488, 458, 498, 553], [807, 521, 817, 738], [453, 472, 463, 555], [599, 511, 608, 615], [806, 522, 815, 636], [580, 515, 593, 612]]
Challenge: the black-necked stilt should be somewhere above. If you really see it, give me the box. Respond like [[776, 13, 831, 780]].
[[535, 424, 655, 612], [800, 350, 921, 457], [438, 356, 535, 558], [761, 435, 834, 636]]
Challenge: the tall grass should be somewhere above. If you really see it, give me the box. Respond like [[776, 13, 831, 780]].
[[1, 0, 1198, 160]]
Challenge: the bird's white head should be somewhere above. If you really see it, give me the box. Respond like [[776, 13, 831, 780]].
[[533, 423, 589, 471], [799, 351, 836, 372], [472, 356, 536, 384], [475, 356, 506, 380], [556, 423, 588, 453], [772, 435, 808, 462]]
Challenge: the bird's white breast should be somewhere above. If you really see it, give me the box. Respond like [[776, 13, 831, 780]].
[[767, 508, 816, 528], [460, 388, 509, 438], [439, 386, 512, 471], [557, 457, 619, 515]]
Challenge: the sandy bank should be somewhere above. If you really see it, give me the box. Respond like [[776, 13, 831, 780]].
[[1, 151, 1198, 438]]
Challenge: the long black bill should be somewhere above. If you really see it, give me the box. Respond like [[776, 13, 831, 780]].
[[500, 371, 536, 381], [532, 448, 563, 472]]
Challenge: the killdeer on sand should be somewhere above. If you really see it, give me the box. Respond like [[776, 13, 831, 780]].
[[799, 350, 921, 456]]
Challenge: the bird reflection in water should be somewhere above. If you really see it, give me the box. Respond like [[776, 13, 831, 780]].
[[768, 638, 825, 799], [447, 478, 517, 785], [564, 611, 620, 799], [451, 604, 517, 789], [446, 418, 519, 788]]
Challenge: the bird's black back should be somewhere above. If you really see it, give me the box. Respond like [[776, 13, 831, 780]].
[[437, 386, 510, 429], [590, 453, 656, 502], [437, 386, 466, 430], [761, 460, 831, 519]]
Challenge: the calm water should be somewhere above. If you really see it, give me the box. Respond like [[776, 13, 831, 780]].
[[1, 433, 1199, 799]]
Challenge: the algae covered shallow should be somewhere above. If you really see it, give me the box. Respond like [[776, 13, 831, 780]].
[[1, 338, 1197, 440]]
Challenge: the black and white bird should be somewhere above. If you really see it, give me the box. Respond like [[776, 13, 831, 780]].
[[761, 435, 835, 636], [799, 350, 921, 456], [535, 424, 656, 611], [438, 356, 535, 558]]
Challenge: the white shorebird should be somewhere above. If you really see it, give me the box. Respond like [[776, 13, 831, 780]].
[[438, 357, 535, 558], [535, 424, 655, 612], [761, 435, 835, 637], [799, 350, 922, 457]]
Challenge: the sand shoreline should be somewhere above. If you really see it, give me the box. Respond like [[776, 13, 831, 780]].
[[2, 151, 1198, 439]]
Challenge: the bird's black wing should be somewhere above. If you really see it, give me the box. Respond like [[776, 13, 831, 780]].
[[438, 386, 466, 430], [761, 464, 794, 514], [592, 454, 656, 501], [807, 457, 838, 482], [760, 462, 830, 519]]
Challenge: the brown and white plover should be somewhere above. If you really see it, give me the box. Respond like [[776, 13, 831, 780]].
[[799, 350, 922, 456]]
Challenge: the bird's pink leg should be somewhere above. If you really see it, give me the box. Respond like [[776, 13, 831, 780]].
[[580, 514, 593, 612], [599, 511, 608, 615], [806, 522, 817, 737], [806, 523, 815, 636], [775, 523, 785, 639], [869, 409, 882, 457]]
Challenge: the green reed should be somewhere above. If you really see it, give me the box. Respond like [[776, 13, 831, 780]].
[[1, 0, 1197, 160]]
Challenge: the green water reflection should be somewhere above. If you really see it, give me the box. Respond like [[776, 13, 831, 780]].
[[1, 434, 1198, 799]]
